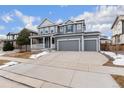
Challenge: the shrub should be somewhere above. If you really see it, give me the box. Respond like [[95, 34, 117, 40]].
[[3, 41, 14, 51]]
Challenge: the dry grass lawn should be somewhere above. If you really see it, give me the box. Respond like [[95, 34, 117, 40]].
[[5, 52, 32, 59], [0, 60, 9, 65], [112, 75, 124, 88]]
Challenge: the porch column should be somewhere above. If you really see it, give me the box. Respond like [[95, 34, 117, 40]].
[[30, 38, 33, 49], [82, 34, 84, 51], [43, 37, 45, 48], [50, 36, 52, 49], [98, 35, 100, 52]]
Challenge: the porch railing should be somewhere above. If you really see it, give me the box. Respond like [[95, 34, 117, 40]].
[[52, 44, 55, 48], [31, 44, 43, 49]]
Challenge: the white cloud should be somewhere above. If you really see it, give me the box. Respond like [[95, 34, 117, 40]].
[[12, 26, 23, 32], [0, 25, 5, 30], [71, 5, 124, 37], [0, 35, 6, 40], [56, 19, 63, 24], [1, 13, 13, 23], [14, 9, 41, 27]]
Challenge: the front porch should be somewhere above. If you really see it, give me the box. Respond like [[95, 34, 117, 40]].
[[30, 36, 55, 51]]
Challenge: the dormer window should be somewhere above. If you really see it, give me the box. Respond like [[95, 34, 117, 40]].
[[51, 30, 54, 33], [66, 25, 73, 33], [50, 27, 55, 33], [77, 24, 82, 31], [44, 27, 49, 34], [45, 30, 48, 33], [60, 26, 64, 33]]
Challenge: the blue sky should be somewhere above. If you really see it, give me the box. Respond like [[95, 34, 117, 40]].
[[0, 5, 124, 38]]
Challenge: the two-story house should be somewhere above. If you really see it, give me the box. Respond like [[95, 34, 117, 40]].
[[30, 18, 101, 52], [4, 28, 38, 49], [111, 15, 124, 50]]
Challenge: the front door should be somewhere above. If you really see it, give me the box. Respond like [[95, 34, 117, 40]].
[[45, 37, 50, 48]]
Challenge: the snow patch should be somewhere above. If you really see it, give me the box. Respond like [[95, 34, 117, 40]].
[[113, 59, 124, 65], [30, 51, 49, 59], [101, 51, 124, 66], [0, 61, 18, 69]]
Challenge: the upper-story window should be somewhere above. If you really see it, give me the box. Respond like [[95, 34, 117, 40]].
[[66, 25, 73, 33], [77, 24, 82, 31], [40, 28, 44, 34], [60, 26, 64, 33], [45, 28, 49, 34], [50, 27, 55, 33]]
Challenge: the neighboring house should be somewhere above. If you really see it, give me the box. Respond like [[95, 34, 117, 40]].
[[30, 18, 101, 52], [100, 36, 111, 51], [111, 15, 124, 50], [4, 28, 38, 49], [111, 15, 124, 45], [100, 36, 111, 44]]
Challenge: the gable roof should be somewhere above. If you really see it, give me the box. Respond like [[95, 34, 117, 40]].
[[111, 15, 124, 29], [111, 16, 119, 29], [65, 20, 74, 24], [38, 18, 55, 28]]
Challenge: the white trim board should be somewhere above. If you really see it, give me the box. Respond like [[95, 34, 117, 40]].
[[57, 38, 80, 51]]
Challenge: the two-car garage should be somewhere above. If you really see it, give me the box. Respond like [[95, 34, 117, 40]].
[[56, 37, 99, 52]]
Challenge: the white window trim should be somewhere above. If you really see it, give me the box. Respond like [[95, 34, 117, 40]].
[[84, 38, 99, 52], [57, 38, 80, 51]]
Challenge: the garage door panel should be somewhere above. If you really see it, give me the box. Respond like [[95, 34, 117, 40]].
[[84, 40, 97, 51], [58, 40, 79, 51]]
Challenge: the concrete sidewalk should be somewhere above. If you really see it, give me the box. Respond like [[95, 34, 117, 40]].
[[0, 76, 29, 88], [0, 63, 120, 88], [0, 52, 122, 88]]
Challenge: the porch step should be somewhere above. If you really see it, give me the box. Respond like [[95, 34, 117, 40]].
[[31, 49, 43, 54], [0, 70, 44, 88], [31, 49, 55, 54]]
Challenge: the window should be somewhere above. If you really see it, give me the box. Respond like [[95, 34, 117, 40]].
[[51, 30, 54, 33], [40, 28, 44, 34], [60, 26, 64, 33], [50, 27, 55, 33], [66, 25, 73, 32], [44, 28, 49, 34], [77, 24, 82, 31], [52, 38, 55, 44]]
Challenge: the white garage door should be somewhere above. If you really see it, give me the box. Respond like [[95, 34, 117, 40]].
[[84, 40, 97, 51], [57, 39, 80, 51]]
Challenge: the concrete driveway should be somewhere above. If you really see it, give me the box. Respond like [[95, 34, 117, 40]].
[[35, 52, 108, 67], [0, 51, 120, 88]]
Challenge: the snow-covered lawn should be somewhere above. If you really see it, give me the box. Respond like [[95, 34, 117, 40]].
[[30, 51, 49, 59], [101, 51, 124, 66]]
